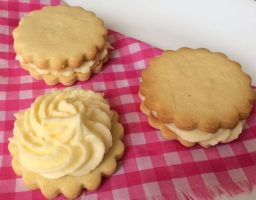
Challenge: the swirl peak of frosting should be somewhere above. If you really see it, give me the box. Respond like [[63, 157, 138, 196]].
[[10, 88, 113, 179]]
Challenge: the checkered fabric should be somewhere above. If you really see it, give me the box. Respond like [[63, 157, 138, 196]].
[[1, 1, 256, 199]]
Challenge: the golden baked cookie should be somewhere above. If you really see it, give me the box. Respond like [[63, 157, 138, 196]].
[[13, 5, 110, 85], [8, 88, 124, 199], [139, 48, 255, 147]]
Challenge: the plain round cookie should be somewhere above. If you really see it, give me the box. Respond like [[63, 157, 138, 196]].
[[140, 48, 255, 133], [13, 5, 107, 70]]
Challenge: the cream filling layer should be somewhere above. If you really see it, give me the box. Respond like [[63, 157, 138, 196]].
[[10, 88, 113, 179], [16, 47, 108, 76], [140, 95, 244, 146]]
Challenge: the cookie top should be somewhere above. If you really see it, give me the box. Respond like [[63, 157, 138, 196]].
[[13, 5, 107, 69], [140, 48, 255, 132]]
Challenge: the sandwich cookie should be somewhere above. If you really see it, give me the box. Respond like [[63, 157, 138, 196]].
[[139, 48, 255, 147], [13, 5, 111, 85]]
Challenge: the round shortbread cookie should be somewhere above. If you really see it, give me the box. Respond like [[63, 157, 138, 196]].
[[140, 48, 255, 133], [13, 5, 108, 70]]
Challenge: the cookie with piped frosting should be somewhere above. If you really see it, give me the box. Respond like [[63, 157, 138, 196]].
[[8, 88, 124, 199]]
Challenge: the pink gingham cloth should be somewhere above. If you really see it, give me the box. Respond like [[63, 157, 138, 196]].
[[1, 1, 256, 199]]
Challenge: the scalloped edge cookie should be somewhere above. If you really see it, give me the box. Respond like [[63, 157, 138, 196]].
[[13, 5, 107, 70], [13, 5, 110, 85], [8, 112, 124, 199], [140, 48, 255, 133]]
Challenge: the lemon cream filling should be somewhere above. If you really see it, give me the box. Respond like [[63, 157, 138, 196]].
[[16, 47, 108, 76], [140, 94, 245, 146], [9, 88, 113, 179], [152, 110, 245, 146]]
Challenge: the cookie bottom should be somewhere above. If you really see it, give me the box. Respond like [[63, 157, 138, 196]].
[[20, 55, 109, 86], [140, 102, 210, 148], [8, 112, 124, 199]]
